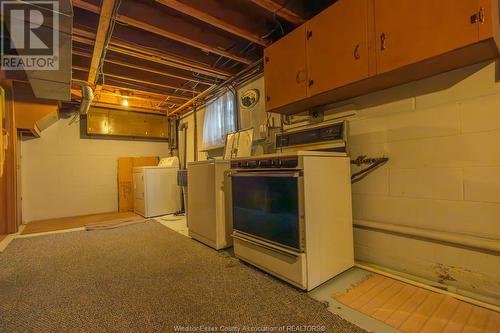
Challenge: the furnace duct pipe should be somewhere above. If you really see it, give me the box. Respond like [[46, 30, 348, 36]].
[[79, 84, 94, 115]]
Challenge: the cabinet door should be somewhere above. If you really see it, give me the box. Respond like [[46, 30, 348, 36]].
[[264, 25, 307, 111], [375, 0, 480, 74], [306, 0, 370, 97]]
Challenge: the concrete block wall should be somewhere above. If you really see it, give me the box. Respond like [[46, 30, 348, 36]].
[[21, 117, 170, 222], [305, 60, 500, 303]]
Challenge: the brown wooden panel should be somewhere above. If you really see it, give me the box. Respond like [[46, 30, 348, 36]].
[[306, 0, 370, 97], [0, 81, 18, 235], [108, 110, 130, 136], [87, 108, 109, 135], [264, 25, 307, 111], [374, 0, 480, 74], [87, 108, 168, 139], [147, 114, 168, 138]]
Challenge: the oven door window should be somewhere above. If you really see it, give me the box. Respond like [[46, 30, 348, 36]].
[[232, 174, 300, 250]]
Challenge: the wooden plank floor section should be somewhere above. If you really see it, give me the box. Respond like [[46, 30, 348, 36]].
[[335, 273, 500, 333], [21, 212, 141, 235]]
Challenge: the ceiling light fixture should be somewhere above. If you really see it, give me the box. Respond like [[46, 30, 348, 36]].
[[122, 98, 129, 107]]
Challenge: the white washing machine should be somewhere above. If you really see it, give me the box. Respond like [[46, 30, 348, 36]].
[[133, 157, 181, 218], [187, 160, 232, 249]]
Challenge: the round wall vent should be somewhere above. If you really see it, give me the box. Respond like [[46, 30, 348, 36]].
[[240, 89, 260, 109]]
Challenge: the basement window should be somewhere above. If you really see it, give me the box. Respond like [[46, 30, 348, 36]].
[[202, 91, 236, 149]]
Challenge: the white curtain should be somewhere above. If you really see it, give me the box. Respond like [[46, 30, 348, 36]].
[[202, 91, 236, 148]]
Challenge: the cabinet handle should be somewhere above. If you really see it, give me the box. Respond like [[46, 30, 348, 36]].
[[472, 8, 485, 24], [295, 70, 307, 83], [307, 30, 313, 40], [266, 96, 271, 102], [354, 44, 360, 60], [308, 80, 314, 87], [265, 56, 270, 63], [380, 33, 387, 51]]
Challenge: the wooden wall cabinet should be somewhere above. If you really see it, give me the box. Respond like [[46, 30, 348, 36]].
[[265, 0, 500, 115], [306, 0, 372, 97], [374, 0, 481, 74], [264, 25, 307, 111]]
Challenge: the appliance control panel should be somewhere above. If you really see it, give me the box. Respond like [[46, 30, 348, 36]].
[[231, 156, 299, 169], [276, 120, 346, 150]]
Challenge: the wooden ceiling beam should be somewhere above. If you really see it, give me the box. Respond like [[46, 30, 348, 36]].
[[155, 0, 268, 47], [250, 0, 305, 25], [87, 0, 117, 85], [115, 15, 252, 65], [73, 49, 212, 86], [105, 58, 213, 87], [71, 88, 172, 114], [73, 27, 231, 80], [102, 73, 195, 99], [73, 0, 253, 65], [73, 66, 192, 100], [103, 84, 185, 102], [73, 50, 207, 93]]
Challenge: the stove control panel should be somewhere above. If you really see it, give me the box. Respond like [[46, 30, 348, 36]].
[[231, 157, 299, 169], [276, 120, 346, 150]]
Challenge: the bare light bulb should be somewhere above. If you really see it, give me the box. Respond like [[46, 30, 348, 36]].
[[122, 99, 129, 107]]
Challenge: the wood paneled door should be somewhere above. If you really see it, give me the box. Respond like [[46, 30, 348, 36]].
[[306, 0, 371, 97], [374, 0, 481, 74], [264, 25, 307, 111]]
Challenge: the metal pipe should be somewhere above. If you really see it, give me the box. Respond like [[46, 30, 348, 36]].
[[79, 84, 94, 115], [169, 59, 263, 116], [354, 219, 500, 253]]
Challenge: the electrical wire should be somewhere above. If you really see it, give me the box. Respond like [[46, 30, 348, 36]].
[[351, 158, 389, 184]]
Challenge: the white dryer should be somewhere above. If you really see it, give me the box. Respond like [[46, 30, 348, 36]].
[[133, 157, 180, 218]]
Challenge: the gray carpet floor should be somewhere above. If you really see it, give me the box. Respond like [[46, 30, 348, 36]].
[[0, 221, 366, 332]]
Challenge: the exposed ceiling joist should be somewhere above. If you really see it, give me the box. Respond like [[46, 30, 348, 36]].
[[73, 50, 206, 94], [73, 28, 231, 80], [73, 66, 192, 100], [73, 49, 212, 86], [103, 73, 194, 100], [71, 88, 172, 113], [115, 15, 253, 65], [88, 0, 117, 85], [102, 84, 182, 101], [155, 0, 268, 47], [250, 0, 305, 25], [73, 0, 253, 65], [105, 59, 213, 87], [104, 73, 201, 95]]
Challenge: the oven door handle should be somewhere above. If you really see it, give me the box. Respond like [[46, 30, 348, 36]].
[[232, 233, 301, 258], [229, 171, 303, 178]]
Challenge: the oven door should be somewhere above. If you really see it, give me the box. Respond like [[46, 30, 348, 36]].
[[230, 170, 304, 251]]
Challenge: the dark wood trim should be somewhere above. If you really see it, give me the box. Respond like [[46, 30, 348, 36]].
[[0, 80, 18, 234]]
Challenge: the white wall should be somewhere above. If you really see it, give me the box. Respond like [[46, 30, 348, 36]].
[[306, 60, 500, 304], [21, 117, 170, 222]]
